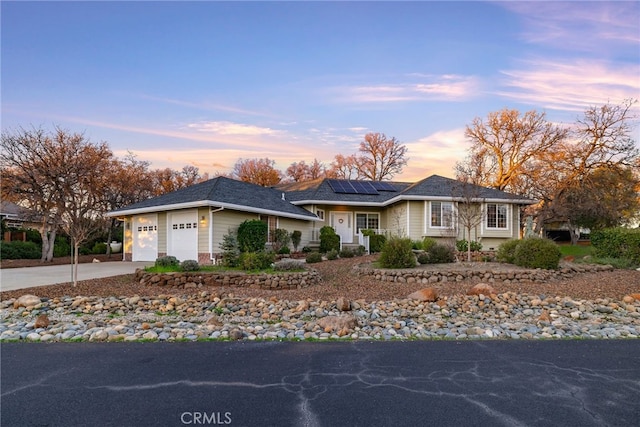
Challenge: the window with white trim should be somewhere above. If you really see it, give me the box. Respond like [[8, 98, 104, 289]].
[[486, 203, 508, 229], [316, 209, 325, 220], [356, 213, 379, 233], [430, 202, 454, 228]]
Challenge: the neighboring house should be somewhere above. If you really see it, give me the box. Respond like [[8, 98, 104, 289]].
[[107, 175, 535, 263], [0, 201, 41, 240]]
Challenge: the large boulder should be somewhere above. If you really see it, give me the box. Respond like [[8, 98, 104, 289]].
[[467, 283, 496, 297], [13, 294, 41, 309], [34, 314, 50, 329], [335, 297, 351, 311], [317, 315, 357, 332], [407, 288, 438, 302]]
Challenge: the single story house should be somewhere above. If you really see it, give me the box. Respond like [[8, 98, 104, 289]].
[[107, 175, 535, 263]]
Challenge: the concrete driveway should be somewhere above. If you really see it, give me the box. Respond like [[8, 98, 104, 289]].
[[0, 261, 153, 291]]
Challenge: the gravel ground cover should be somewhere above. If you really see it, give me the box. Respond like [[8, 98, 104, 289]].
[[2, 255, 639, 302]]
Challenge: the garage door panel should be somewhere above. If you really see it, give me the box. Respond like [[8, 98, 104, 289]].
[[133, 215, 158, 261], [169, 211, 198, 261]]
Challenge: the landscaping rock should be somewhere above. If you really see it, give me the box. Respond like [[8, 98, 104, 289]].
[[34, 314, 50, 329], [13, 295, 41, 309], [467, 283, 496, 297], [335, 297, 351, 311], [317, 315, 357, 332], [407, 288, 438, 302]]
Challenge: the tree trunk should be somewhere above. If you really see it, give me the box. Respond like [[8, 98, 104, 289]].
[[73, 243, 79, 287], [569, 227, 580, 245], [106, 219, 114, 258], [40, 224, 56, 262]]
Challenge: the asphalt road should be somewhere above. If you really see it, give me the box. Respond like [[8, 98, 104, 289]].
[[2, 340, 639, 426], [0, 261, 153, 291]]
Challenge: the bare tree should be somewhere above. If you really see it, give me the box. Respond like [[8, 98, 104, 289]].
[[149, 165, 203, 196], [232, 157, 283, 186], [457, 109, 569, 193], [358, 132, 408, 180], [1, 126, 113, 284], [327, 154, 364, 180], [453, 178, 486, 262]]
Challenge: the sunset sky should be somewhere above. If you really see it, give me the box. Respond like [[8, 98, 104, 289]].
[[2, 1, 639, 181]]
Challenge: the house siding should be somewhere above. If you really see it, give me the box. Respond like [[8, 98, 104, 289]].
[[211, 210, 257, 255], [157, 212, 167, 253], [197, 207, 209, 255]]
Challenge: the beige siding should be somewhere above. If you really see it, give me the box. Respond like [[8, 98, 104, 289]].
[[197, 207, 210, 254], [157, 212, 167, 253], [276, 217, 313, 249], [211, 210, 257, 254], [407, 201, 424, 240]]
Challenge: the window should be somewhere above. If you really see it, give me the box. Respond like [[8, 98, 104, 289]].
[[259, 215, 277, 242], [431, 202, 454, 228], [486, 203, 508, 229], [356, 213, 379, 233], [316, 209, 325, 220]]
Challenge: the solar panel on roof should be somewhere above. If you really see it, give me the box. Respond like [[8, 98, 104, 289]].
[[371, 181, 397, 192], [351, 181, 378, 194], [328, 179, 380, 194]]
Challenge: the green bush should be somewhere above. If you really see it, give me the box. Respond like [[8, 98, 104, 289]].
[[53, 236, 70, 257], [156, 255, 179, 267], [272, 228, 291, 253], [237, 220, 268, 252], [305, 252, 323, 263], [302, 246, 312, 253], [219, 230, 240, 267], [278, 246, 291, 255], [591, 227, 640, 264], [339, 248, 355, 258], [456, 239, 483, 252], [355, 245, 366, 256], [421, 237, 437, 252], [369, 234, 387, 253], [291, 230, 302, 252], [92, 242, 108, 254], [426, 244, 456, 264], [379, 237, 416, 269], [25, 229, 42, 244], [513, 237, 561, 270], [416, 252, 430, 265], [0, 240, 41, 259], [239, 251, 274, 271], [496, 239, 520, 264], [319, 226, 340, 253], [326, 249, 339, 260], [180, 259, 200, 271]]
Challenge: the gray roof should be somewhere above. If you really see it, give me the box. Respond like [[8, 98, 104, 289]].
[[277, 175, 534, 205], [108, 176, 318, 220]]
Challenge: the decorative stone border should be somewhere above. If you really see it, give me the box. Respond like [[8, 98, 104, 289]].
[[354, 262, 614, 284], [134, 268, 321, 290]]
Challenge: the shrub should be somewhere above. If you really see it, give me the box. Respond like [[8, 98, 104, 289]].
[[421, 237, 437, 252], [591, 227, 640, 264], [379, 237, 416, 269], [239, 251, 274, 271], [0, 240, 41, 259], [355, 245, 366, 256], [339, 248, 355, 258], [456, 239, 483, 252], [25, 229, 42, 244], [180, 259, 200, 271], [278, 246, 291, 255], [156, 255, 179, 267], [302, 246, 312, 253], [496, 239, 520, 264], [237, 220, 267, 252], [274, 259, 305, 271], [272, 228, 291, 253], [427, 244, 456, 264], [513, 237, 561, 270], [416, 252, 430, 265], [92, 242, 107, 254], [369, 234, 387, 253], [319, 226, 340, 253], [291, 230, 302, 252], [219, 230, 240, 267], [326, 249, 339, 260], [53, 236, 71, 258], [305, 252, 323, 264]]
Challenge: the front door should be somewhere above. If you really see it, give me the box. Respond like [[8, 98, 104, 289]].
[[331, 212, 353, 244]]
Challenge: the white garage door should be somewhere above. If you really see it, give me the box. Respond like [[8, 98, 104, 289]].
[[132, 215, 158, 261], [169, 210, 198, 262]]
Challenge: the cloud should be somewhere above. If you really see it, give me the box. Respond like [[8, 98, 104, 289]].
[[332, 74, 479, 104], [498, 59, 640, 112], [401, 128, 468, 180], [135, 94, 275, 118], [185, 121, 281, 136], [500, 2, 640, 50]]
